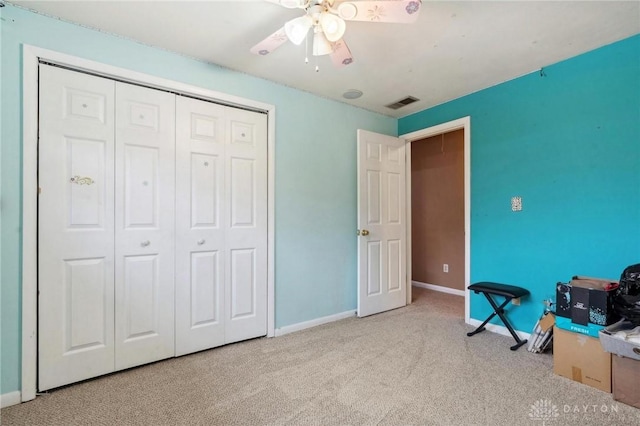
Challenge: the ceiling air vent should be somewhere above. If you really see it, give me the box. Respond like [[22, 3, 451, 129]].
[[385, 96, 419, 110]]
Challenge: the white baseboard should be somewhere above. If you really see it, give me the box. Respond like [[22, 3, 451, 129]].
[[275, 309, 357, 337], [1, 391, 21, 408], [412, 280, 465, 297], [467, 318, 531, 341]]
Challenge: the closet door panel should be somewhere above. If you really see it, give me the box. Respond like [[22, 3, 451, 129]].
[[225, 108, 268, 344], [38, 65, 116, 391], [190, 153, 219, 227], [122, 254, 160, 338], [175, 96, 226, 356], [123, 145, 159, 227], [115, 82, 176, 369], [190, 251, 221, 325]]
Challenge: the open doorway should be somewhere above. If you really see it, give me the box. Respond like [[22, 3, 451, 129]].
[[410, 130, 465, 315], [401, 117, 470, 323], [411, 129, 465, 293]]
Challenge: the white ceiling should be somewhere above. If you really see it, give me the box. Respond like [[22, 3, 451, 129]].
[[10, 1, 640, 117]]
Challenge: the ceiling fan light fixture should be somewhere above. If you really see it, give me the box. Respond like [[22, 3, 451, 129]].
[[284, 15, 313, 45], [319, 12, 346, 42], [312, 30, 333, 56]]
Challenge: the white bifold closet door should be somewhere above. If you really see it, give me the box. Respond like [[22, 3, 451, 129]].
[[38, 66, 176, 389], [38, 64, 267, 391], [114, 82, 176, 370], [38, 65, 117, 391], [175, 96, 267, 356]]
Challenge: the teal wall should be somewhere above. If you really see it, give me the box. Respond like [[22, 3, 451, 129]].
[[400, 34, 640, 335], [0, 5, 395, 394]]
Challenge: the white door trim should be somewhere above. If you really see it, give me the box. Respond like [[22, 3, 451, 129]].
[[399, 116, 471, 326], [21, 44, 277, 402]]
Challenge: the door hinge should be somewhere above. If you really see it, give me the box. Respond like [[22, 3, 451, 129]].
[[38, 187, 42, 194]]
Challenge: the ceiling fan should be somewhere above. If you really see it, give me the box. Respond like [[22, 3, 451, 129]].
[[250, 0, 422, 68]]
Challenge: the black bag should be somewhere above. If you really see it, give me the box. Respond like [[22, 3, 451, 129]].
[[613, 294, 640, 326], [613, 263, 640, 326], [618, 263, 640, 296]]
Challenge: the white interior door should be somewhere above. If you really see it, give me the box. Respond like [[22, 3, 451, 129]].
[[114, 82, 176, 369], [224, 106, 268, 344], [175, 96, 226, 356], [357, 129, 407, 317], [38, 65, 116, 390]]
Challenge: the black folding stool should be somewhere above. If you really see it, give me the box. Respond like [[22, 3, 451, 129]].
[[466, 282, 530, 351]]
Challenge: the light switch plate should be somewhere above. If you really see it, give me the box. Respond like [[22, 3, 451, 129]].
[[511, 196, 522, 212]]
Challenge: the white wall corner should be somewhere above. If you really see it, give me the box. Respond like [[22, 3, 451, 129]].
[[275, 310, 357, 337], [1, 391, 22, 408]]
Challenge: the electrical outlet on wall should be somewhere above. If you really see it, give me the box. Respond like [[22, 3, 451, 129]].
[[443, 264, 449, 273]]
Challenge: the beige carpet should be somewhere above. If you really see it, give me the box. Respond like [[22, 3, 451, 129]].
[[2, 287, 639, 425]]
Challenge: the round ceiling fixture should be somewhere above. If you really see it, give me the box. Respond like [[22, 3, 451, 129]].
[[337, 3, 358, 20], [343, 89, 363, 99]]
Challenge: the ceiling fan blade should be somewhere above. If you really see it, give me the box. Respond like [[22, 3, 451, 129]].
[[335, 0, 422, 23], [250, 26, 289, 56], [265, 0, 308, 9], [330, 39, 354, 68]]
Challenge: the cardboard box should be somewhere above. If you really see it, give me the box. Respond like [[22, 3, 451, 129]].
[[553, 326, 611, 393], [528, 313, 555, 353], [556, 316, 605, 338], [612, 355, 640, 408], [539, 312, 555, 333], [555, 277, 619, 326], [599, 319, 640, 360]]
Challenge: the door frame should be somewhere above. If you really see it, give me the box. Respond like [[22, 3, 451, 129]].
[[21, 45, 277, 402], [399, 116, 471, 325]]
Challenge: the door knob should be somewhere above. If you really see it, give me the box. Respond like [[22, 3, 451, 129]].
[[197, 239, 206, 245], [361, 229, 370, 236], [141, 240, 150, 247]]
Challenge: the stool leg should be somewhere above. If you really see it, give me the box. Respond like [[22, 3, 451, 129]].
[[466, 293, 511, 337], [466, 292, 528, 351], [509, 339, 528, 351], [483, 293, 528, 351]]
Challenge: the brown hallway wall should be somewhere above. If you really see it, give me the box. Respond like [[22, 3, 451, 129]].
[[411, 129, 465, 291]]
